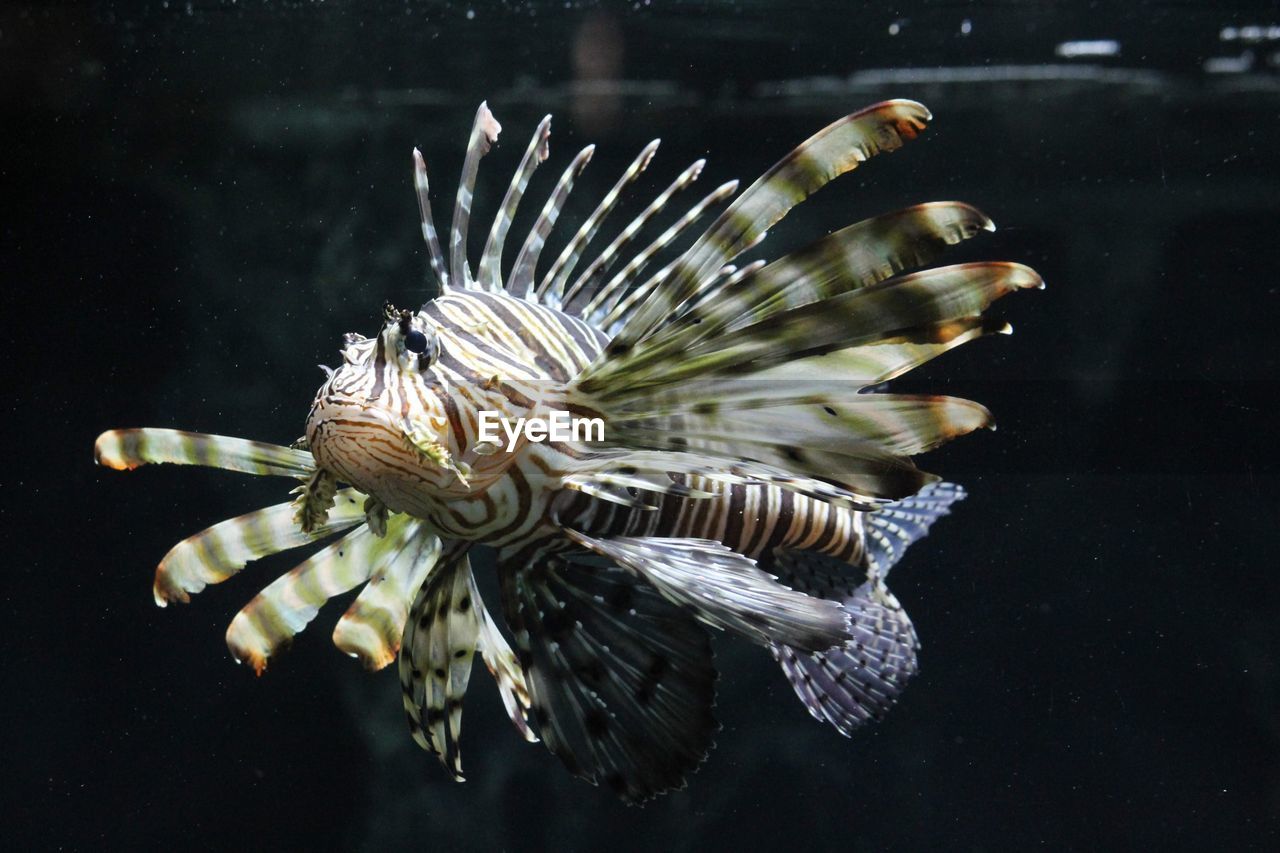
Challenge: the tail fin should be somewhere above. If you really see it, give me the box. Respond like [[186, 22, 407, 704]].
[[864, 481, 966, 577], [766, 484, 963, 733]]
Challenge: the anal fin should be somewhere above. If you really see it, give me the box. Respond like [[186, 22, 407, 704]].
[[770, 550, 919, 735]]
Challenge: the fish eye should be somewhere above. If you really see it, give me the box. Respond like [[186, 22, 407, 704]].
[[404, 330, 429, 354]]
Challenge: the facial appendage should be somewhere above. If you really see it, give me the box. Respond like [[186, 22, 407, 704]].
[[306, 304, 469, 518]]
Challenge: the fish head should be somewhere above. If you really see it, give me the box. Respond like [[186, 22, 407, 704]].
[[305, 302, 467, 509]]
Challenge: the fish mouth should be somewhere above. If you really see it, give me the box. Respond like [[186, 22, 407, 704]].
[[307, 393, 470, 497]]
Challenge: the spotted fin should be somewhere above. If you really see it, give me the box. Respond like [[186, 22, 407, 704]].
[[499, 551, 718, 804], [769, 550, 919, 735], [601, 99, 931, 357], [152, 489, 365, 606], [566, 533, 850, 651], [401, 553, 536, 775], [223, 514, 436, 674], [399, 553, 481, 779], [94, 429, 316, 477]]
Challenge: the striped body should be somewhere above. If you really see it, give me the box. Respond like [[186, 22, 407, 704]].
[[94, 100, 1038, 803], [308, 287, 869, 567], [554, 476, 867, 567]]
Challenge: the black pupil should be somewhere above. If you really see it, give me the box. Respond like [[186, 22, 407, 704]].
[[404, 330, 429, 355]]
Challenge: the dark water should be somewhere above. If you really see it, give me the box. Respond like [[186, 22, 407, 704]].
[[4, 1, 1277, 849]]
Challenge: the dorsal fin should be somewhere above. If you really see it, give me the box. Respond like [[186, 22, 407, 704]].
[[602, 100, 932, 355], [537, 139, 660, 307], [450, 102, 502, 288], [477, 114, 551, 291], [412, 148, 451, 291], [507, 145, 595, 299], [587, 179, 739, 326], [562, 157, 705, 315]]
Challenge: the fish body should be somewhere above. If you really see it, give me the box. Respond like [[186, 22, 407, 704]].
[[95, 100, 1039, 802]]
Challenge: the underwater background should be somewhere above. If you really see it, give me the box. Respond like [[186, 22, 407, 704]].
[[3, 0, 1277, 849]]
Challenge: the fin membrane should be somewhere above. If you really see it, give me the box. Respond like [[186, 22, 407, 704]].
[[769, 550, 919, 735], [499, 552, 717, 804]]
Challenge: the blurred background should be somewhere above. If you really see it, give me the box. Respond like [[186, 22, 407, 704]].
[[2, 0, 1276, 849]]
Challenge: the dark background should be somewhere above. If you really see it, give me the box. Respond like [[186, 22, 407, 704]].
[[3, 1, 1277, 849]]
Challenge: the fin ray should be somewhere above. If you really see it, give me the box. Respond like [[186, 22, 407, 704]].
[[153, 489, 365, 607], [450, 102, 502, 288], [538, 139, 660, 307], [508, 145, 595, 298], [563, 158, 705, 315], [94, 429, 315, 477], [222, 512, 431, 673], [478, 114, 552, 291], [413, 148, 451, 290]]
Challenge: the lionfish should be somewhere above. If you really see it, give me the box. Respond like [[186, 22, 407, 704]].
[[94, 100, 1039, 803]]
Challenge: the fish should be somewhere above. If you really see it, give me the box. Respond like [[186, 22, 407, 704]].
[[94, 100, 1040, 803]]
